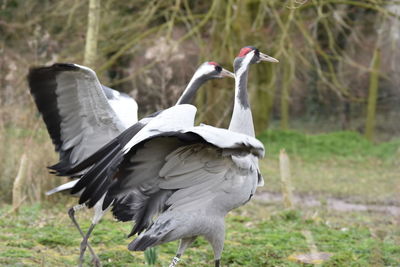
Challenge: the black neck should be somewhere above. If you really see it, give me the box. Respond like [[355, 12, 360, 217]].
[[175, 76, 208, 105]]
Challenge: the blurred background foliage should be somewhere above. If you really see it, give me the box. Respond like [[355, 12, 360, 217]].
[[0, 0, 399, 204]]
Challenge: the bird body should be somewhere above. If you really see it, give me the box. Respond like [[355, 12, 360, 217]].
[[128, 150, 260, 252], [110, 47, 278, 266], [120, 126, 263, 259]]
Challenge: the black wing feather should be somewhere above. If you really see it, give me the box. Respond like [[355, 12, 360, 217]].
[[55, 122, 147, 207], [28, 63, 79, 152]]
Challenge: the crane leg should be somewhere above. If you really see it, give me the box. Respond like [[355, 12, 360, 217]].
[[79, 222, 99, 267], [68, 206, 101, 267], [208, 223, 224, 267], [169, 254, 181, 267], [169, 237, 196, 267]]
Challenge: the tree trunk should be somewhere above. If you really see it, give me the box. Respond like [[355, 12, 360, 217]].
[[252, 64, 276, 135], [253, 84, 274, 134], [280, 64, 292, 130], [84, 0, 101, 68], [365, 48, 380, 142]]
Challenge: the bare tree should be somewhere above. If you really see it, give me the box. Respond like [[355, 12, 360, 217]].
[[84, 0, 101, 68], [365, 48, 381, 142]]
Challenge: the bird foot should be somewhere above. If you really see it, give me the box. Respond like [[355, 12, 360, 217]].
[[91, 256, 102, 267], [169, 256, 180, 267]]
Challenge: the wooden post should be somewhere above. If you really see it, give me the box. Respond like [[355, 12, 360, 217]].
[[84, 0, 101, 68], [12, 153, 28, 213], [279, 149, 294, 209]]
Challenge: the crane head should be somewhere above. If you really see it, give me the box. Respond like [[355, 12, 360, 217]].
[[236, 46, 279, 64], [196, 61, 234, 80]]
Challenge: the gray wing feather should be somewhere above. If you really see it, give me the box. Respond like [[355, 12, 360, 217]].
[[160, 167, 216, 189], [113, 138, 184, 197], [158, 144, 260, 213], [158, 146, 230, 209], [104, 85, 138, 128], [166, 177, 224, 210], [55, 65, 128, 164]]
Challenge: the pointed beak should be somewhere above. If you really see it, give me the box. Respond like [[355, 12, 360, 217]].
[[219, 68, 235, 78], [259, 53, 279, 63]]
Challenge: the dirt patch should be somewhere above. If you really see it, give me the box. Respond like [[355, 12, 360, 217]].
[[254, 191, 400, 216]]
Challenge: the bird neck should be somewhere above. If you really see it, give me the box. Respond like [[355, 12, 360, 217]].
[[228, 59, 255, 137], [175, 73, 207, 105]]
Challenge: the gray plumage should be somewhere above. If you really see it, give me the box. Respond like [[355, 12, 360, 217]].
[[55, 66, 133, 165], [116, 126, 263, 257], [28, 63, 138, 171]]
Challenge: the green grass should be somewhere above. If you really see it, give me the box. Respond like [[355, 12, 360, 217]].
[[0, 202, 399, 267], [258, 130, 400, 161], [258, 130, 400, 204]]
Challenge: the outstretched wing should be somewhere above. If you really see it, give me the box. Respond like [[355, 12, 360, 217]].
[[108, 125, 264, 235], [28, 63, 137, 171], [66, 120, 264, 208], [59, 104, 198, 207], [102, 85, 138, 128]]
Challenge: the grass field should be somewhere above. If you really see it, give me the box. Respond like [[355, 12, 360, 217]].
[[1, 202, 399, 266], [1, 130, 399, 266]]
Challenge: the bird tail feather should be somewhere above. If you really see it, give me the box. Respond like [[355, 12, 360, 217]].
[[128, 235, 159, 251]]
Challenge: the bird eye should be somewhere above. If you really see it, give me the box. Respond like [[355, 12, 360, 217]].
[[215, 66, 222, 72]]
